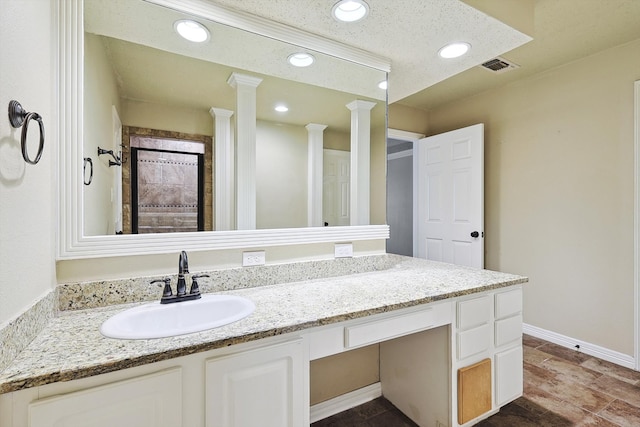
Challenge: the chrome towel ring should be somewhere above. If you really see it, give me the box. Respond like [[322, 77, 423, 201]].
[[8, 100, 45, 165]]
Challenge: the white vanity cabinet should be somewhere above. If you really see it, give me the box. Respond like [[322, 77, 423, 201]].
[[205, 338, 308, 427], [452, 286, 523, 426], [27, 368, 182, 427], [0, 285, 523, 427]]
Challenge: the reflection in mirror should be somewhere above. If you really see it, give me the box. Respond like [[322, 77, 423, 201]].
[[82, 0, 387, 237]]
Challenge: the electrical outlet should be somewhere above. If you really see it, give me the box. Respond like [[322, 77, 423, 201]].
[[242, 251, 265, 267], [334, 243, 353, 258]]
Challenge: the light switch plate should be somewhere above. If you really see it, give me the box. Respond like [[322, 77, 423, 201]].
[[334, 243, 353, 258], [242, 251, 265, 267]]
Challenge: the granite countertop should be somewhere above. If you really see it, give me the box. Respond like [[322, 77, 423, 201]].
[[0, 258, 527, 394]]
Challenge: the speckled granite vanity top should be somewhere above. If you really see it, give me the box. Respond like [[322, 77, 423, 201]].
[[0, 257, 526, 394]]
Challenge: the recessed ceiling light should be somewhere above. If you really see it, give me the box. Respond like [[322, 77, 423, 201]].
[[332, 0, 369, 22], [288, 53, 315, 67], [378, 80, 388, 90], [438, 42, 471, 59], [174, 19, 210, 43], [275, 105, 289, 113]]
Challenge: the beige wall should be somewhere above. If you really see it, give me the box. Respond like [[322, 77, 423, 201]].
[[425, 38, 640, 355], [83, 34, 122, 236], [0, 0, 56, 327], [256, 120, 308, 229]]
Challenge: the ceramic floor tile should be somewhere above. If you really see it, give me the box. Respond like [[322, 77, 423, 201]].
[[523, 334, 548, 349], [581, 357, 640, 385], [537, 342, 593, 365], [598, 398, 640, 426], [589, 375, 640, 407], [523, 345, 554, 366], [539, 356, 603, 386]]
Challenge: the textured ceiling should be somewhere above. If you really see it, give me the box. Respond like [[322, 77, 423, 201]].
[[399, 0, 640, 111], [206, 0, 532, 103]]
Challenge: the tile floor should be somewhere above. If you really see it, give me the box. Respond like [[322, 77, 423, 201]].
[[311, 334, 640, 426]]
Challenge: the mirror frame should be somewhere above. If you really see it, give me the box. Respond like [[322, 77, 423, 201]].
[[57, 0, 391, 259]]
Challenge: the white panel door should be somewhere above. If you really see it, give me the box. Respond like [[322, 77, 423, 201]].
[[205, 339, 307, 427], [416, 124, 484, 268], [323, 149, 350, 226], [28, 368, 182, 427]]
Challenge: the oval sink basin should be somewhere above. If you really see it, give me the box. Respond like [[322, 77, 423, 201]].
[[100, 294, 255, 339]]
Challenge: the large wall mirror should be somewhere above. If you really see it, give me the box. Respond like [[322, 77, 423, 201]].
[[58, 0, 390, 259]]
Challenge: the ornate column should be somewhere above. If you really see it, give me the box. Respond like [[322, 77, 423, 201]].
[[227, 73, 262, 230], [210, 107, 234, 231], [306, 123, 328, 227]]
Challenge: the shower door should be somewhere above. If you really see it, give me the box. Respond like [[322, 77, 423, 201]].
[[131, 147, 204, 233]]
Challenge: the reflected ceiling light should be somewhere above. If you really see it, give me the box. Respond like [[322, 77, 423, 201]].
[[378, 80, 388, 90], [332, 0, 369, 22], [174, 19, 210, 43], [438, 42, 471, 59], [275, 105, 289, 112], [288, 52, 315, 67]]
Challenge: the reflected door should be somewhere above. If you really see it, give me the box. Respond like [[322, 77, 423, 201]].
[[323, 149, 350, 226], [131, 147, 204, 233]]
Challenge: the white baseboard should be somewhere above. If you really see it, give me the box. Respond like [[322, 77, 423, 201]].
[[310, 382, 382, 423], [523, 323, 636, 370]]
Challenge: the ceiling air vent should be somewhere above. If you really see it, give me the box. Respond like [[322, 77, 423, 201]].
[[480, 56, 520, 73]]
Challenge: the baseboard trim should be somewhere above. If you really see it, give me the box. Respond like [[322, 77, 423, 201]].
[[523, 323, 636, 370], [310, 382, 382, 423]]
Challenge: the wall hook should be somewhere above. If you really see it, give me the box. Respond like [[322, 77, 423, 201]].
[[97, 146, 122, 167], [8, 100, 45, 165]]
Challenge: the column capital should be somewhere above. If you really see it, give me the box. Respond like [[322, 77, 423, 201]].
[[227, 72, 263, 88], [346, 100, 377, 111], [210, 107, 234, 118], [306, 123, 328, 132]]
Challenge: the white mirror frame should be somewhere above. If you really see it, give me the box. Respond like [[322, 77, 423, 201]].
[[57, 0, 391, 259]]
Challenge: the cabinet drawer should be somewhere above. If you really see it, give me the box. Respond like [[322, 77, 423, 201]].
[[495, 288, 522, 319], [457, 295, 490, 330], [457, 324, 490, 360], [345, 302, 451, 349], [495, 315, 522, 347]]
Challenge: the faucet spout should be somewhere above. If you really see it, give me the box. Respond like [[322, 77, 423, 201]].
[[179, 250, 189, 275], [176, 251, 189, 297]]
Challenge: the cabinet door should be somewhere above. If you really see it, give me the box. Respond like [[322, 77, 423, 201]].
[[495, 345, 523, 406], [28, 368, 182, 427], [205, 339, 307, 427]]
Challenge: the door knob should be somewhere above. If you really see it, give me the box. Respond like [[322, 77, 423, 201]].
[[470, 231, 480, 238]]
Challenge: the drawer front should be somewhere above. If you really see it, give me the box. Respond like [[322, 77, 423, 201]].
[[457, 295, 490, 330], [345, 302, 451, 349], [495, 288, 523, 319], [457, 324, 490, 360], [495, 315, 522, 348]]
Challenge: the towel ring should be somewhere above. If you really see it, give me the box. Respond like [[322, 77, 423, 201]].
[[83, 157, 93, 185], [8, 100, 45, 165]]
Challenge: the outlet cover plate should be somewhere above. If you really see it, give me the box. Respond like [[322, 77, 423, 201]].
[[242, 251, 265, 267], [334, 243, 353, 258]]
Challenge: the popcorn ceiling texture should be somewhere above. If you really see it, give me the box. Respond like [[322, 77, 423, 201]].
[[0, 255, 526, 394]]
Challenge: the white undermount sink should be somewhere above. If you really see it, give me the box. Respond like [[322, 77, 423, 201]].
[[100, 294, 255, 339]]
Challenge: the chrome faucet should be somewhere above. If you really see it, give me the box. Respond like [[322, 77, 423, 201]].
[[151, 250, 205, 304]]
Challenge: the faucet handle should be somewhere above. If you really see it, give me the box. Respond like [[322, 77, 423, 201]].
[[190, 274, 209, 296], [151, 278, 172, 298]]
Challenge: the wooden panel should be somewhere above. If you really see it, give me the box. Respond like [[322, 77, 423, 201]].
[[458, 358, 492, 425]]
